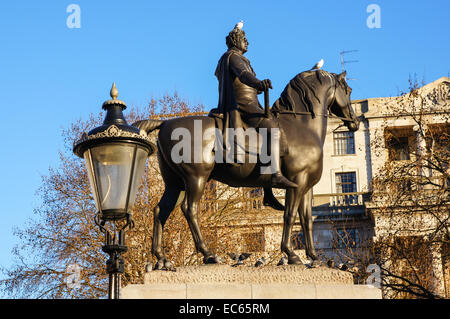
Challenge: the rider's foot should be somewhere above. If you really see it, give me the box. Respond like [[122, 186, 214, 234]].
[[263, 189, 285, 211], [271, 173, 298, 189]]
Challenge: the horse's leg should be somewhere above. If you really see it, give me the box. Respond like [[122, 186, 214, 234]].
[[281, 176, 306, 265], [298, 188, 320, 266], [152, 187, 185, 270], [181, 176, 220, 264], [152, 149, 185, 270]]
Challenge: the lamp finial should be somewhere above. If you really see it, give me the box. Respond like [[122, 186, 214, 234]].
[[110, 82, 119, 100], [103, 82, 126, 110]]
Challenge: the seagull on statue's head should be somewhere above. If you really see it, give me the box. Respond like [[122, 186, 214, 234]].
[[311, 58, 324, 70], [235, 20, 244, 30]]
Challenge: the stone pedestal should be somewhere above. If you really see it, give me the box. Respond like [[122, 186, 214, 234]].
[[121, 264, 381, 299]]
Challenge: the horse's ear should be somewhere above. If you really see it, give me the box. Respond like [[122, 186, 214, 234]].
[[338, 71, 347, 82]]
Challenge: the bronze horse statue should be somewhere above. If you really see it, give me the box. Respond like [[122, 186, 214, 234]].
[[134, 69, 359, 269]]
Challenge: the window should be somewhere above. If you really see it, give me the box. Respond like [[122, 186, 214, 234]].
[[428, 123, 450, 154], [335, 228, 360, 248], [249, 188, 263, 209], [335, 172, 357, 193], [335, 172, 357, 204], [385, 126, 414, 161], [428, 124, 449, 186], [388, 136, 411, 160], [252, 199, 262, 209], [399, 179, 413, 192], [249, 188, 263, 197], [333, 131, 355, 155]]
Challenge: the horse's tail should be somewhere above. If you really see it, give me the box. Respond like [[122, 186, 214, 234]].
[[132, 119, 164, 134]]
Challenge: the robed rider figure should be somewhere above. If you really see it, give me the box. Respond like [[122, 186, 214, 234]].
[[212, 22, 298, 210], [214, 22, 298, 189]]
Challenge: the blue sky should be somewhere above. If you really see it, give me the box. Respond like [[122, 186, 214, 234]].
[[0, 1, 448, 275]]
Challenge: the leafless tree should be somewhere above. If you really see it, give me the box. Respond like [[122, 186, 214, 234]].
[[0, 93, 262, 298], [368, 77, 449, 299]]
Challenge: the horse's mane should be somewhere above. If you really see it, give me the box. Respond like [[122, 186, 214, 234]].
[[273, 70, 335, 118]]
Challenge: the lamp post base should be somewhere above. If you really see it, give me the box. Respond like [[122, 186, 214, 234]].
[[95, 213, 133, 299], [103, 244, 127, 299]]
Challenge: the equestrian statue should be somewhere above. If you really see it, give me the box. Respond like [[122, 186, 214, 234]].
[[134, 22, 360, 269]]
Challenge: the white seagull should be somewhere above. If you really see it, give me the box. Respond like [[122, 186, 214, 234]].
[[235, 20, 244, 30], [311, 58, 324, 70]]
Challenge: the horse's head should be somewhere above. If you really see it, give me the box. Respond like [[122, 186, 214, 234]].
[[329, 71, 360, 132]]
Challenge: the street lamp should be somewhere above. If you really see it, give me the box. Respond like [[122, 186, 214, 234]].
[[73, 83, 156, 299]]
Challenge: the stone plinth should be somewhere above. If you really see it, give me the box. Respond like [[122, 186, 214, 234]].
[[143, 264, 353, 285], [121, 264, 382, 299]]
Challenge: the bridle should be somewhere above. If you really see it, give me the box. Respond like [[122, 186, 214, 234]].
[[271, 78, 356, 122]]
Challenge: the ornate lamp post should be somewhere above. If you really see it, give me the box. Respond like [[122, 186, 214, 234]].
[[73, 83, 156, 299]]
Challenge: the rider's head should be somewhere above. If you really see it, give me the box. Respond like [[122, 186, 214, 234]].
[[226, 27, 248, 53]]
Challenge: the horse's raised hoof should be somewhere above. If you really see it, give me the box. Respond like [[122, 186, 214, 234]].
[[287, 254, 303, 265], [263, 189, 285, 211], [203, 254, 222, 264], [263, 197, 285, 211], [154, 258, 176, 271]]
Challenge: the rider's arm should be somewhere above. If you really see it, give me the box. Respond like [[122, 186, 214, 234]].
[[229, 54, 261, 89], [229, 54, 272, 93]]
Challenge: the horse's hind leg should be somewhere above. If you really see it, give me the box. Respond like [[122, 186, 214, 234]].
[[298, 188, 319, 265], [152, 149, 186, 270], [152, 187, 185, 270], [181, 176, 220, 264]]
